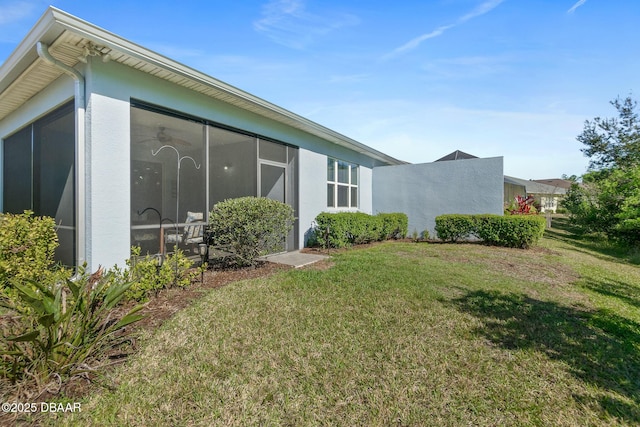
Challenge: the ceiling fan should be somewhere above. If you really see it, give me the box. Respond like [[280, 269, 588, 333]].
[[136, 126, 192, 146]]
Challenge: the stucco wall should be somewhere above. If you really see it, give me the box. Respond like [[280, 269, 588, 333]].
[[298, 149, 328, 247], [297, 149, 375, 247], [1, 57, 395, 268], [373, 157, 504, 237], [359, 166, 373, 215], [85, 59, 389, 265], [84, 91, 131, 270], [90, 59, 389, 169]]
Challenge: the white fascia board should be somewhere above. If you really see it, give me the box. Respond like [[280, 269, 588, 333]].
[[47, 8, 405, 166], [1, 6, 405, 166], [0, 9, 63, 93]]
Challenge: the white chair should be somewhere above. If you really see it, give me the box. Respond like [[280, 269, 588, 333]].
[[164, 211, 205, 252]]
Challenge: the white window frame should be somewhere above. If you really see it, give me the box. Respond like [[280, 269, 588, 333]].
[[327, 157, 358, 209]]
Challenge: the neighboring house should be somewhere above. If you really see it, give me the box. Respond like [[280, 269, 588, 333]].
[[532, 178, 573, 190], [0, 8, 504, 271], [434, 150, 478, 162], [503, 176, 568, 213], [435, 151, 568, 214]]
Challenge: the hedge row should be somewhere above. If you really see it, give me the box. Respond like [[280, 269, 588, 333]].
[[435, 214, 546, 249], [314, 212, 408, 248]]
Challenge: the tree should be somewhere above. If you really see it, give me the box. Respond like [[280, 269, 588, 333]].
[[561, 174, 579, 182], [578, 96, 640, 171], [566, 96, 640, 246]]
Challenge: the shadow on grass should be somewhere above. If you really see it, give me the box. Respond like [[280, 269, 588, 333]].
[[582, 277, 640, 310], [546, 217, 640, 265], [453, 290, 640, 422]]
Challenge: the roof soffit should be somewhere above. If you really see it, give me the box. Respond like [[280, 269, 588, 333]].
[[0, 7, 403, 165]]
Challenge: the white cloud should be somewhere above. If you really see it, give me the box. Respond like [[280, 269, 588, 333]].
[[384, 0, 506, 59], [388, 25, 454, 58], [567, 0, 587, 14], [253, 0, 359, 49]]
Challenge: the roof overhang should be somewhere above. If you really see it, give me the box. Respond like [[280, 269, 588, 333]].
[[504, 175, 567, 195], [0, 7, 405, 165]]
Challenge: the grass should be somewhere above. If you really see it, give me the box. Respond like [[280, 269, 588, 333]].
[[45, 221, 640, 426]]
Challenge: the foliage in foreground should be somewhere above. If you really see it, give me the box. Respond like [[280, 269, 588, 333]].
[[208, 197, 294, 265], [0, 266, 143, 395], [0, 213, 150, 399], [116, 246, 198, 302], [0, 212, 70, 302], [435, 214, 546, 248]]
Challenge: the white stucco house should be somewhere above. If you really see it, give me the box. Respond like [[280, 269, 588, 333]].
[[0, 7, 504, 271], [504, 176, 568, 213]]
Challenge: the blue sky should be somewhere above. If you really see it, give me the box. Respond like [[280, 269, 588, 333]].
[[1, 0, 639, 178]]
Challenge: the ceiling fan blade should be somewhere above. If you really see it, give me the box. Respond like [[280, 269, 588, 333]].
[[136, 137, 158, 144], [171, 137, 192, 146]]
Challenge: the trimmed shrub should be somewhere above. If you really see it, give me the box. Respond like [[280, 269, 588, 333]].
[[474, 214, 546, 249], [378, 213, 409, 240], [313, 212, 408, 248], [434, 214, 477, 242], [435, 214, 546, 248], [208, 197, 294, 266]]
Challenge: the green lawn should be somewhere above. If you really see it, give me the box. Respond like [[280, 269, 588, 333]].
[[53, 222, 640, 426]]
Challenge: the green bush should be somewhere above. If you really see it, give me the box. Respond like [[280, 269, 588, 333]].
[[0, 265, 143, 390], [313, 212, 408, 248], [474, 214, 546, 249], [435, 214, 546, 248], [0, 211, 69, 290], [616, 218, 640, 246], [0, 211, 71, 310], [434, 215, 477, 242], [118, 246, 198, 301], [208, 197, 295, 266], [378, 213, 409, 240]]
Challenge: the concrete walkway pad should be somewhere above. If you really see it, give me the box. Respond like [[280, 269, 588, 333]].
[[261, 250, 329, 268]]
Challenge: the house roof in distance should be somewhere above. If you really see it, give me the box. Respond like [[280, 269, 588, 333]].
[[532, 179, 573, 190], [0, 7, 404, 166], [434, 150, 479, 162], [504, 176, 567, 195]]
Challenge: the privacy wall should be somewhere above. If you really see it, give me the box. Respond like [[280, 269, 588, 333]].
[[372, 157, 504, 237]]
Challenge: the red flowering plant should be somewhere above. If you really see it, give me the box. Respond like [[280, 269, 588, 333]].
[[508, 195, 538, 215]]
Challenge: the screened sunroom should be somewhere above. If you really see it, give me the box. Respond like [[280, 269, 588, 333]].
[[129, 103, 298, 257]]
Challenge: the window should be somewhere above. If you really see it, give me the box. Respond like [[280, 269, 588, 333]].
[[130, 106, 206, 255], [130, 103, 300, 253], [327, 158, 358, 208], [3, 102, 76, 266]]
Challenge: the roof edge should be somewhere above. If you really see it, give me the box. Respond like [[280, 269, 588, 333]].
[[43, 8, 405, 165], [0, 8, 60, 90]]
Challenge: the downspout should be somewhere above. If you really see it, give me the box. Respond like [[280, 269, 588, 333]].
[[36, 42, 86, 271]]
